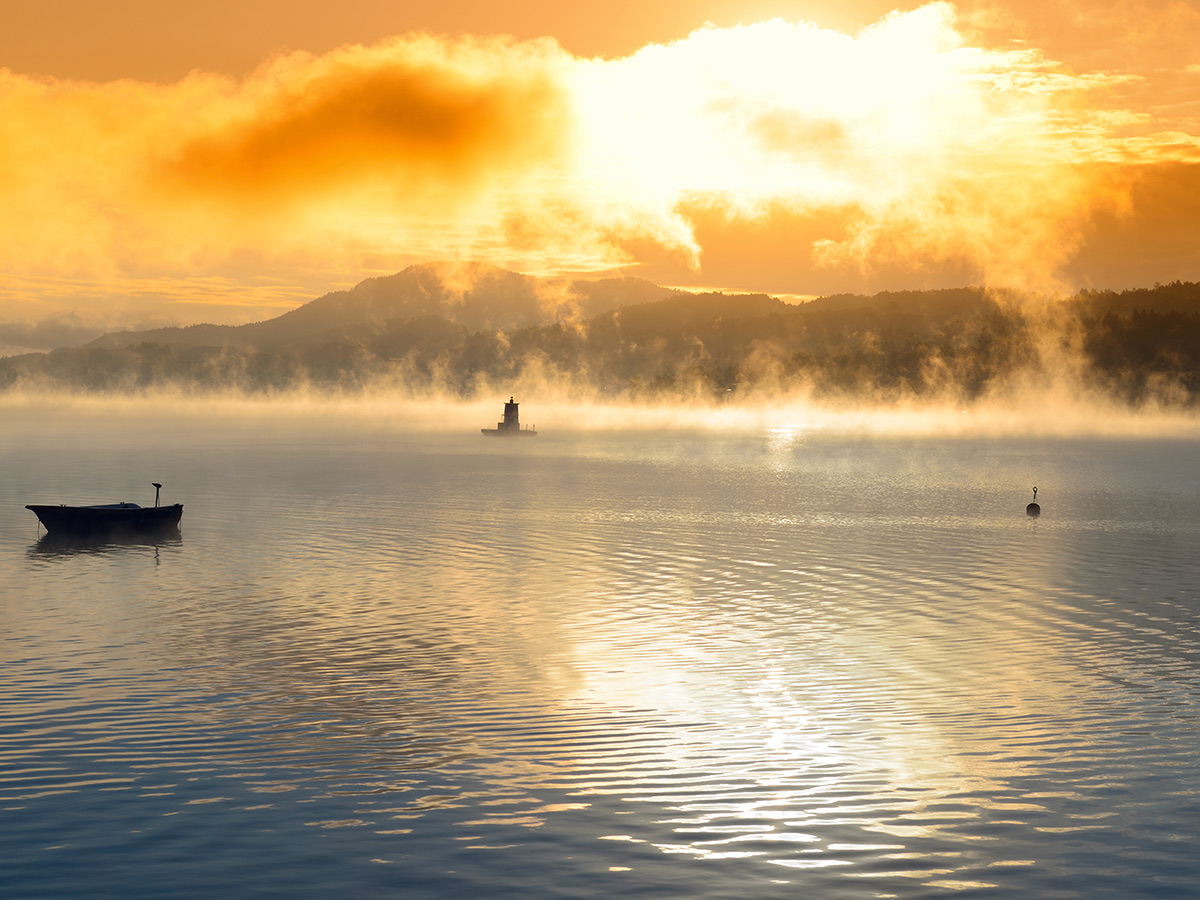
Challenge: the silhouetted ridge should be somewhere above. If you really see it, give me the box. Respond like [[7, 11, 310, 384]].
[[83, 263, 678, 351], [612, 293, 787, 332], [4, 277, 1199, 406]]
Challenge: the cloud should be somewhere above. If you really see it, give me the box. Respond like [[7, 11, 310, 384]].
[[0, 34, 576, 308], [565, 3, 1173, 291], [1, 2, 1198, 327], [157, 35, 574, 217]]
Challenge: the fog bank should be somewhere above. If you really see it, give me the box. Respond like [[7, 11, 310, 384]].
[[3, 388, 1198, 441]]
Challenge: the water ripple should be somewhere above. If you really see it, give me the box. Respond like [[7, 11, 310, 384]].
[[2, 426, 1199, 898]]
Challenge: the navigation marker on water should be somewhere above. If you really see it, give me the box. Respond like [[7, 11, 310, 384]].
[[1027, 486, 1041, 517]]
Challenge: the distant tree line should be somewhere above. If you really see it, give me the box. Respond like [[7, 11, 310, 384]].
[[2, 282, 1199, 407]]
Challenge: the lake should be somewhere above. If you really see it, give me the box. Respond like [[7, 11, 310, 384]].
[[2, 400, 1198, 899]]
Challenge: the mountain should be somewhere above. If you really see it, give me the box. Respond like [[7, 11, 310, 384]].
[[87, 262, 680, 350], [4, 275, 1199, 407]]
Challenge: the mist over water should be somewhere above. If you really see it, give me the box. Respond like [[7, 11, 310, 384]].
[[2, 400, 1198, 899]]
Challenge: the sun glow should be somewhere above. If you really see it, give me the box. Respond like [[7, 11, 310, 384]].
[[561, 4, 1112, 285]]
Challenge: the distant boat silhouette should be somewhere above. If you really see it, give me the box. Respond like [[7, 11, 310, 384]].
[[481, 397, 537, 436], [1026, 486, 1040, 517], [27, 482, 183, 536]]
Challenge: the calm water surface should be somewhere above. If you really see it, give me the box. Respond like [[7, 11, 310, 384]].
[[2, 406, 1198, 899]]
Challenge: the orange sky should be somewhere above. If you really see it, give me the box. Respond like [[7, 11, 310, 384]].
[[1, 0, 1199, 332]]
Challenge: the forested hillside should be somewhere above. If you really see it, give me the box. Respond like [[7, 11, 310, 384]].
[[3, 272, 1198, 407]]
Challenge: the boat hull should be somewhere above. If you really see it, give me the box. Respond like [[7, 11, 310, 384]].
[[26, 503, 183, 536]]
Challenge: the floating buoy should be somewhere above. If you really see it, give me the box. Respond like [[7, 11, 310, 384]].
[[1026, 485, 1040, 517]]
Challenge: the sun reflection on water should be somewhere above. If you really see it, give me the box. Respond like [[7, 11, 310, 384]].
[[2, 417, 1199, 897]]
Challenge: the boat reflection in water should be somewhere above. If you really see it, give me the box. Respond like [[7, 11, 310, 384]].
[[29, 528, 182, 558], [26, 481, 183, 539], [481, 397, 537, 436]]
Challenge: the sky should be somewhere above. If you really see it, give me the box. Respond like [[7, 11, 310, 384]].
[[1, 0, 1199, 334]]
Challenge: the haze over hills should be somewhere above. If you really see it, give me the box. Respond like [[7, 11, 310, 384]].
[[86, 263, 680, 351], [2, 263, 1199, 409]]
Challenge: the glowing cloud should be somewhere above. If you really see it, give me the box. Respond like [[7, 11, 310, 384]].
[[0, 1, 1198, 327], [157, 35, 575, 227], [0, 34, 576, 306], [566, 3, 1171, 289]]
